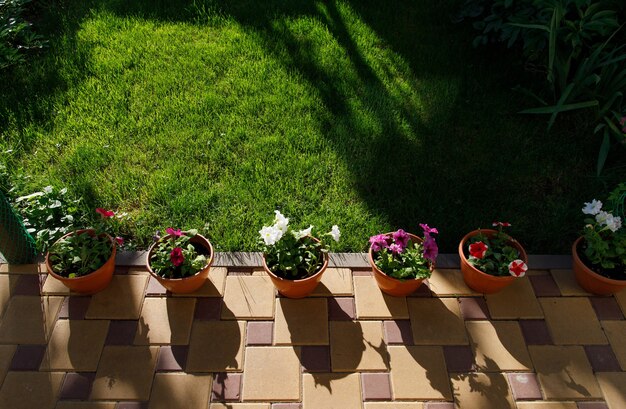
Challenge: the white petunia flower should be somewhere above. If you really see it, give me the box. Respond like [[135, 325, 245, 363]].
[[259, 225, 283, 246], [273, 210, 289, 233], [606, 215, 622, 233], [596, 211, 610, 226], [294, 225, 313, 240], [330, 225, 341, 242], [582, 199, 602, 215]]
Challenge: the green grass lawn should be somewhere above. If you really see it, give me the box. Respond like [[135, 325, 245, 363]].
[[1, 0, 624, 253]]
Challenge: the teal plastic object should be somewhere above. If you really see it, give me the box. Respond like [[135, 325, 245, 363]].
[[0, 190, 37, 263]]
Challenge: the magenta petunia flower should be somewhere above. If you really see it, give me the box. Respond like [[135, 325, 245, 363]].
[[369, 234, 390, 252], [170, 247, 184, 267], [469, 241, 488, 259], [166, 227, 183, 238], [392, 229, 410, 248], [96, 208, 115, 218], [115, 237, 124, 247], [419, 223, 438, 235], [389, 243, 404, 255], [423, 234, 438, 262]]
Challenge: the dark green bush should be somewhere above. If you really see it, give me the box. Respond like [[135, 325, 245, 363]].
[[0, 0, 46, 69]]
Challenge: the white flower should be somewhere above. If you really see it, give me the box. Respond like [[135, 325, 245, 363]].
[[273, 210, 289, 233], [596, 211, 610, 226], [294, 225, 313, 240], [259, 225, 283, 246], [330, 225, 340, 242], [606, 214, 622, 233], [43, 186, 53, 194], [582, 199, 602, 215]]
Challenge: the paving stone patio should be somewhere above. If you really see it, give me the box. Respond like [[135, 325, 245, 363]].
[[0, 253, 625, 409]]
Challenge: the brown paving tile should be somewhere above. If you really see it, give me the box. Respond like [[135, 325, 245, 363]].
[[156, 345, 188, 372], [520, 320, 553, 345], [242, 347, 300, 401], [310, 268, 353, 296], [272, 404, 301, 409], [148, 373, 212, 409], [13, 274, 43, 295], [388, 346, 452, 400], [0, 295, 63, 344], [0, 345, 15, 384], [134, 297, 195, 345], [443, 345, 475, 372], [354, 276, 409, 319], [10, 344, 46, 370], [58, 296, 92, 319], [616, 291, 626, 316], [41, 319, 109, 371], [529, 274, 562, 297], [458, 297, 490, 320], [0, 264, 39, 274], [90, 345, 158, 400], [330, 320, 389, 372], [516, 403, 578, 409], [274, 298, 328, 345], [365, 404, 424, 409], [551, 269, 591, 296], [172, 267, 227, 297], [86, 275, 148, 319], [221, 276, 275, 320], [486, 278, 543, 319], [408, 298, 468, 345], [584, 345, 621, 372], [506, 372, 542, 400], [450, 372, 515, 409], [186, 321, 245, 372], [57, 402, 117, 409], [466, 321, 533, 371], [194, 298, 222, 320], [0, 274, 18, 318], [361, 372, 392, 400], [576, 403, 610, 409], [353, 270, 372, 276], [529, 345, 602, 399], [590, 297, 624, 320], [540, 298, 607, 345], [302, 373, 361, 409], [145, 277, 167, 296], [600, 321, 626, 370], [427, 269, 480, 296], [59, 372, 95, 400], [596, 372, 626, 409], [105, 320, 138, 345], [423, 404, 452, 409], [246, 321, 273, 346], [383, 320, 413, 344], [212, 372, 241, 401], [328, 297, 355, 320], [300, 345, 331, 372], [210, 404, 269, 409], [0, 371, 64, 409]]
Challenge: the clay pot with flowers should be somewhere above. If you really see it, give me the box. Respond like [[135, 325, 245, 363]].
[[45, 208, 124, 294], [574, 185, 626, 295], [458, 222, 528, 294], [146, 228, 214, 294], [259, 210, 340, 298], [368, 224, 439, 297]]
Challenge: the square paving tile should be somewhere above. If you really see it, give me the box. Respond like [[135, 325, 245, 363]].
[[450, 372, 515, 409], [145, 277, 167, 296], [328, 297, 356, 320], [0, 274, 17, 318], [311, 268, 353, 296], [302, 373, 361, 409], [408, 298, 468, 345], [354, 276, 409, 319], [148, 373, 212, 409], [590, 297, 624, 320], [551, 270, 591, 296], [0, 295, 63, 344], [458, 298, 490, 320], [172, 267, 227, 297], [221, 276, 275, 320], [186, 321, 245, 372], [242, 347, 301, 401], [10, 344, 46, 370], [383, 320, 413, 344], [58, 297, 92, 320], [485, 278, 543, 319], [388, 346, 452, 400], [515, 403, 578, 409], [246, 321, 273, 345], [90, 345, 158, 400], [194, 298, 222, 320], [427, 269, 480, 296], [520, 320, 553, 345], [41, 274, 72, 295], [330, 321, 389, 372], [540, 298, 607, 345], [600, 320, 626, 370], [576, 403, 610, 409], [584, 345, 621, 372], [0, 371, 64, 409], [156, 345, 188, 372], [86, 275, 148, 319], [529, 345, 602, 399], [40, 319, 109, 371], [361, 373, 392, 400], [59, 372, 95, 400], [105, 320, 138, 345], [212, 372, 241, 401], [529, 274, 562, 297], [0, 264, 39, 274], [272, 404, 301, 409], [466, 321, 533, 371], [134, 297, 195, 345], [301, 345, 331, 372], [506, 373, 542, 400], [274, 298, 328, 345], [596, 372, 626, 409], [0, 345, 15, 384], [443, 345, 475, 372]]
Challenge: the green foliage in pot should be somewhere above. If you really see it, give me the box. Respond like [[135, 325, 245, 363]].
[[149, 228, 209, 279], [466, 222, 528, 277]]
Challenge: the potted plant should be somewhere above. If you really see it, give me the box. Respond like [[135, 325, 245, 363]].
[[458, 222, 528, 294], [45, 208, 124, 294], [573, 184, 625, 295], [146, 228, 214, 294], [259, 210, 340, 298], [368, 224, 439, 297]]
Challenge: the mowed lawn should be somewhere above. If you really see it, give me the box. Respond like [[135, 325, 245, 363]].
[[1, 0, 624, 253]]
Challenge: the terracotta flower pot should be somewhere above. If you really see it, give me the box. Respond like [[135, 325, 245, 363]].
[[458, 229, 528, 294], [572, 236, 626, 295], [146, 233, 214, 294], [45, 229, 116, 294], [368, 233, 431, 297]]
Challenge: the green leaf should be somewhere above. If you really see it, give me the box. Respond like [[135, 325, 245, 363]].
[[596, 131, 610, 177]]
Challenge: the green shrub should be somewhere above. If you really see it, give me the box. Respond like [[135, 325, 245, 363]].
[[0, 0, 46, 70]]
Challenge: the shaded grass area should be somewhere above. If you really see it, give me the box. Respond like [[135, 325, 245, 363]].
[[1, 0, 624, 253]]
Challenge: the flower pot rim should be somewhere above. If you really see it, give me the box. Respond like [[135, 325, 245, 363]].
[[146, 233, 214, 282], [572, 236, 626, 284], [261, 236, 329, 282], [368, 231, 434, 281]]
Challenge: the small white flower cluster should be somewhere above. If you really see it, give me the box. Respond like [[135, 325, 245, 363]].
[[582, 199, 623, 233], [259, 210, 341, 246]]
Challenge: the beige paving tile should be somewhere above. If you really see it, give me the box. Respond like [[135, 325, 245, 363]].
[[515, 403, 577, 409], [311, 268, 354, 296], [388, 346, 451, 400], [172, 267, 227, 297], [408, 298, 468, 345], [551, 269, 591, 296], [41, 319, 109, 371], [55, 403, 117, 409], [596, 372, 626, 409], [134, 297, 195, 345], [210, 405, 270, 409], [0, 345, 16, 385], [86, 275, 148, 319], [364, 404, 424, 409], [303, 373, 361, 409], [221, 276, 275, 320], [0, 274, 18, 317], [529, 345, 601, 399], [148, 373, 212, 409], [0, 371, 64, 409], [485, 278, 543, 319], [187, 321, 245, 372], [242, 347, 301, 401], [602, 320, 626, 370], [0, 295, 63, 344], [466, 321, 533, 371], [428, 269, 480, 296], [0, 264, 39, 274], [41, 275, 72, 295], [330, 320, 389, 371], [354, 276, 409, 319], [540, 298, 606, 345], [128, 267, 150, 275], [616, 290, 626, 316], [450, 372, 515, 409], [90, 345, 158, 400], [274, 298, 328, 345]]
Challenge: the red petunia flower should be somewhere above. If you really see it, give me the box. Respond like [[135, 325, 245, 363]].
[[492, 221, 511, 227], [115, 237, 124, 247], [170, 247, 185, 267], [469, 241, 488, 259], [96, 208, 115, 218], [508, 259, 528, 277]]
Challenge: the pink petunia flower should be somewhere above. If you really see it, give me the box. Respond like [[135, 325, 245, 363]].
[[469, 241, 488, 259], [423, 234, 438, 263], [508, 259, 528, 277], [392, 229, 410, 248], [96, 208, 115, 218], [166, 227, 183, 238], [170, 247, 185, 267], [369, 234, 390, 252], [420, 223, 439, 235], [389, 243, 404, 255]]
